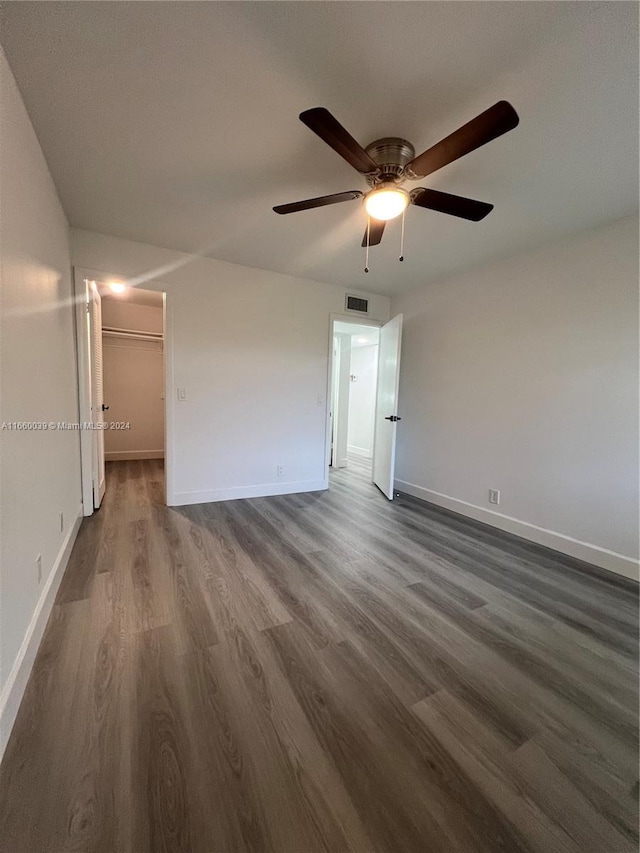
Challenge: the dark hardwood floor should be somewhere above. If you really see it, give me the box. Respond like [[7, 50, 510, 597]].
[[0, 456, 638, 852]]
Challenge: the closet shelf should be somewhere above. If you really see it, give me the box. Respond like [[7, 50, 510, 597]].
[[102, 326, 163, 342]]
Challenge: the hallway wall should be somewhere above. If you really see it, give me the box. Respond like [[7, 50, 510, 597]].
[[347, 344, 378, 458]]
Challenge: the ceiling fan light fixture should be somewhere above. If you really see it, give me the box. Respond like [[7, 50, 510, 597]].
[[364, 187, 409, 221]]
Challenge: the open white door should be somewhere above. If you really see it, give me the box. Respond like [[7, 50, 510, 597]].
[[372, 313, 403, 499], [88, 281, 106, 508]]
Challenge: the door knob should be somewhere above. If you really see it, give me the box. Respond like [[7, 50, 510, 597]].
[[385, 415, 401, 422], [102, 404, 110, 411]]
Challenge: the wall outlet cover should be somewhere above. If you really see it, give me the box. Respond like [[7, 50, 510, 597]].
[[489, 489, 500, 505]]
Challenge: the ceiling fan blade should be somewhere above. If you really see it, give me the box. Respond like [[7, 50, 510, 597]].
[[411, 188, 493, 221], [406, 101, 519, 179], [300, 108, 379, 175], [361, 218, 386, 247], [273, 190, 362, 215]]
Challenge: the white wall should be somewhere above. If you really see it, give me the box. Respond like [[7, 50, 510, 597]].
[[0, 50, 82, 754], [347, 344, 378, 458], [71, 229, 390, 504], [332, 334, 352, 468], [101, 298, 163, 334], [102, 297, 164, 460], [392, 216, 639, 580]]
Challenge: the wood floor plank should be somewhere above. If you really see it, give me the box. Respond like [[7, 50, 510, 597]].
[[190, 502, 294, 633], [206, 626, 375, 853], [524, 728, 639, 844], [0, 600, 91, 853], [264, 623, 459, 853], [406, 580, 638, 743], [154, 504, 220, 654], [412, 690, 582, 853], [0, 456, 637, 852], [393, 499, 638, 656], [510, 738, 635, 852]]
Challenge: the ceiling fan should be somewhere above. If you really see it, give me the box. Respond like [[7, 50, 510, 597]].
[[273, 102, 519, 253]]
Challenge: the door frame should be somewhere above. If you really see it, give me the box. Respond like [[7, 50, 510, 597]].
[[324, 313, 382, 481], [73, 267, 174, 514], [88, 280, 106, 508]]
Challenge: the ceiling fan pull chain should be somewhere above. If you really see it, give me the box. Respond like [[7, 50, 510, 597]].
[[364, 215, 370, 273], [399, 209, 405, 262]]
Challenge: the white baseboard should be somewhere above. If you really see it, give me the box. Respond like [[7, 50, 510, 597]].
[[170, 478, 328, 507], [347, 444, 372, 458], [395, 480, 639, 582], [105, 449, 164, 461], [0, 504, 83, 762]]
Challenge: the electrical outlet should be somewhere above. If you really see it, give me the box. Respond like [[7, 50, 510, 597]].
[[488, 489, 500, 505], [276, 465, 284, 478], [59, 511, 64, 533], [36, 554, 42, 584]]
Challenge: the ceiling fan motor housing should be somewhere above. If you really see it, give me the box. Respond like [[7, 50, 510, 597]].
[[364, 137, 415, 185]]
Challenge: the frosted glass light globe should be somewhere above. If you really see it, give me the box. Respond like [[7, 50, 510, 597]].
[[364, 187, 409, 221]]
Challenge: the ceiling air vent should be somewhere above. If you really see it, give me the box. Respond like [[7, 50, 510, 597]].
[[345, 294, 369, 315]]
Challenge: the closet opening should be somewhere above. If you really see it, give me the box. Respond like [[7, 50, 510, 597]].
[[101, 283, 165, 465], [75, 273, 167, 513]]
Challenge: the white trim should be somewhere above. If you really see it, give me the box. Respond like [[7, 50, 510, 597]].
[[395, 479, 639, 582], [0, 506, 83, 761], [163, 292, 175, 505], [73, 271, 94, 516], [105, 450, 164, 461], [347, 444, 372, 459], [171, 479, 327, 507]]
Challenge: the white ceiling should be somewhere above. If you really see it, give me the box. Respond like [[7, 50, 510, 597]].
[[1, 2, 637, 297]]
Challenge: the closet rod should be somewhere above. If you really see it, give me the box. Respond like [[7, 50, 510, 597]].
[[102, 326, 163, 342]]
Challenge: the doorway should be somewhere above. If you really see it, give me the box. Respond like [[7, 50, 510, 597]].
[[331, 321, 380, 475], [74, 272, 168, 514], [328, 314, 403, 499]]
